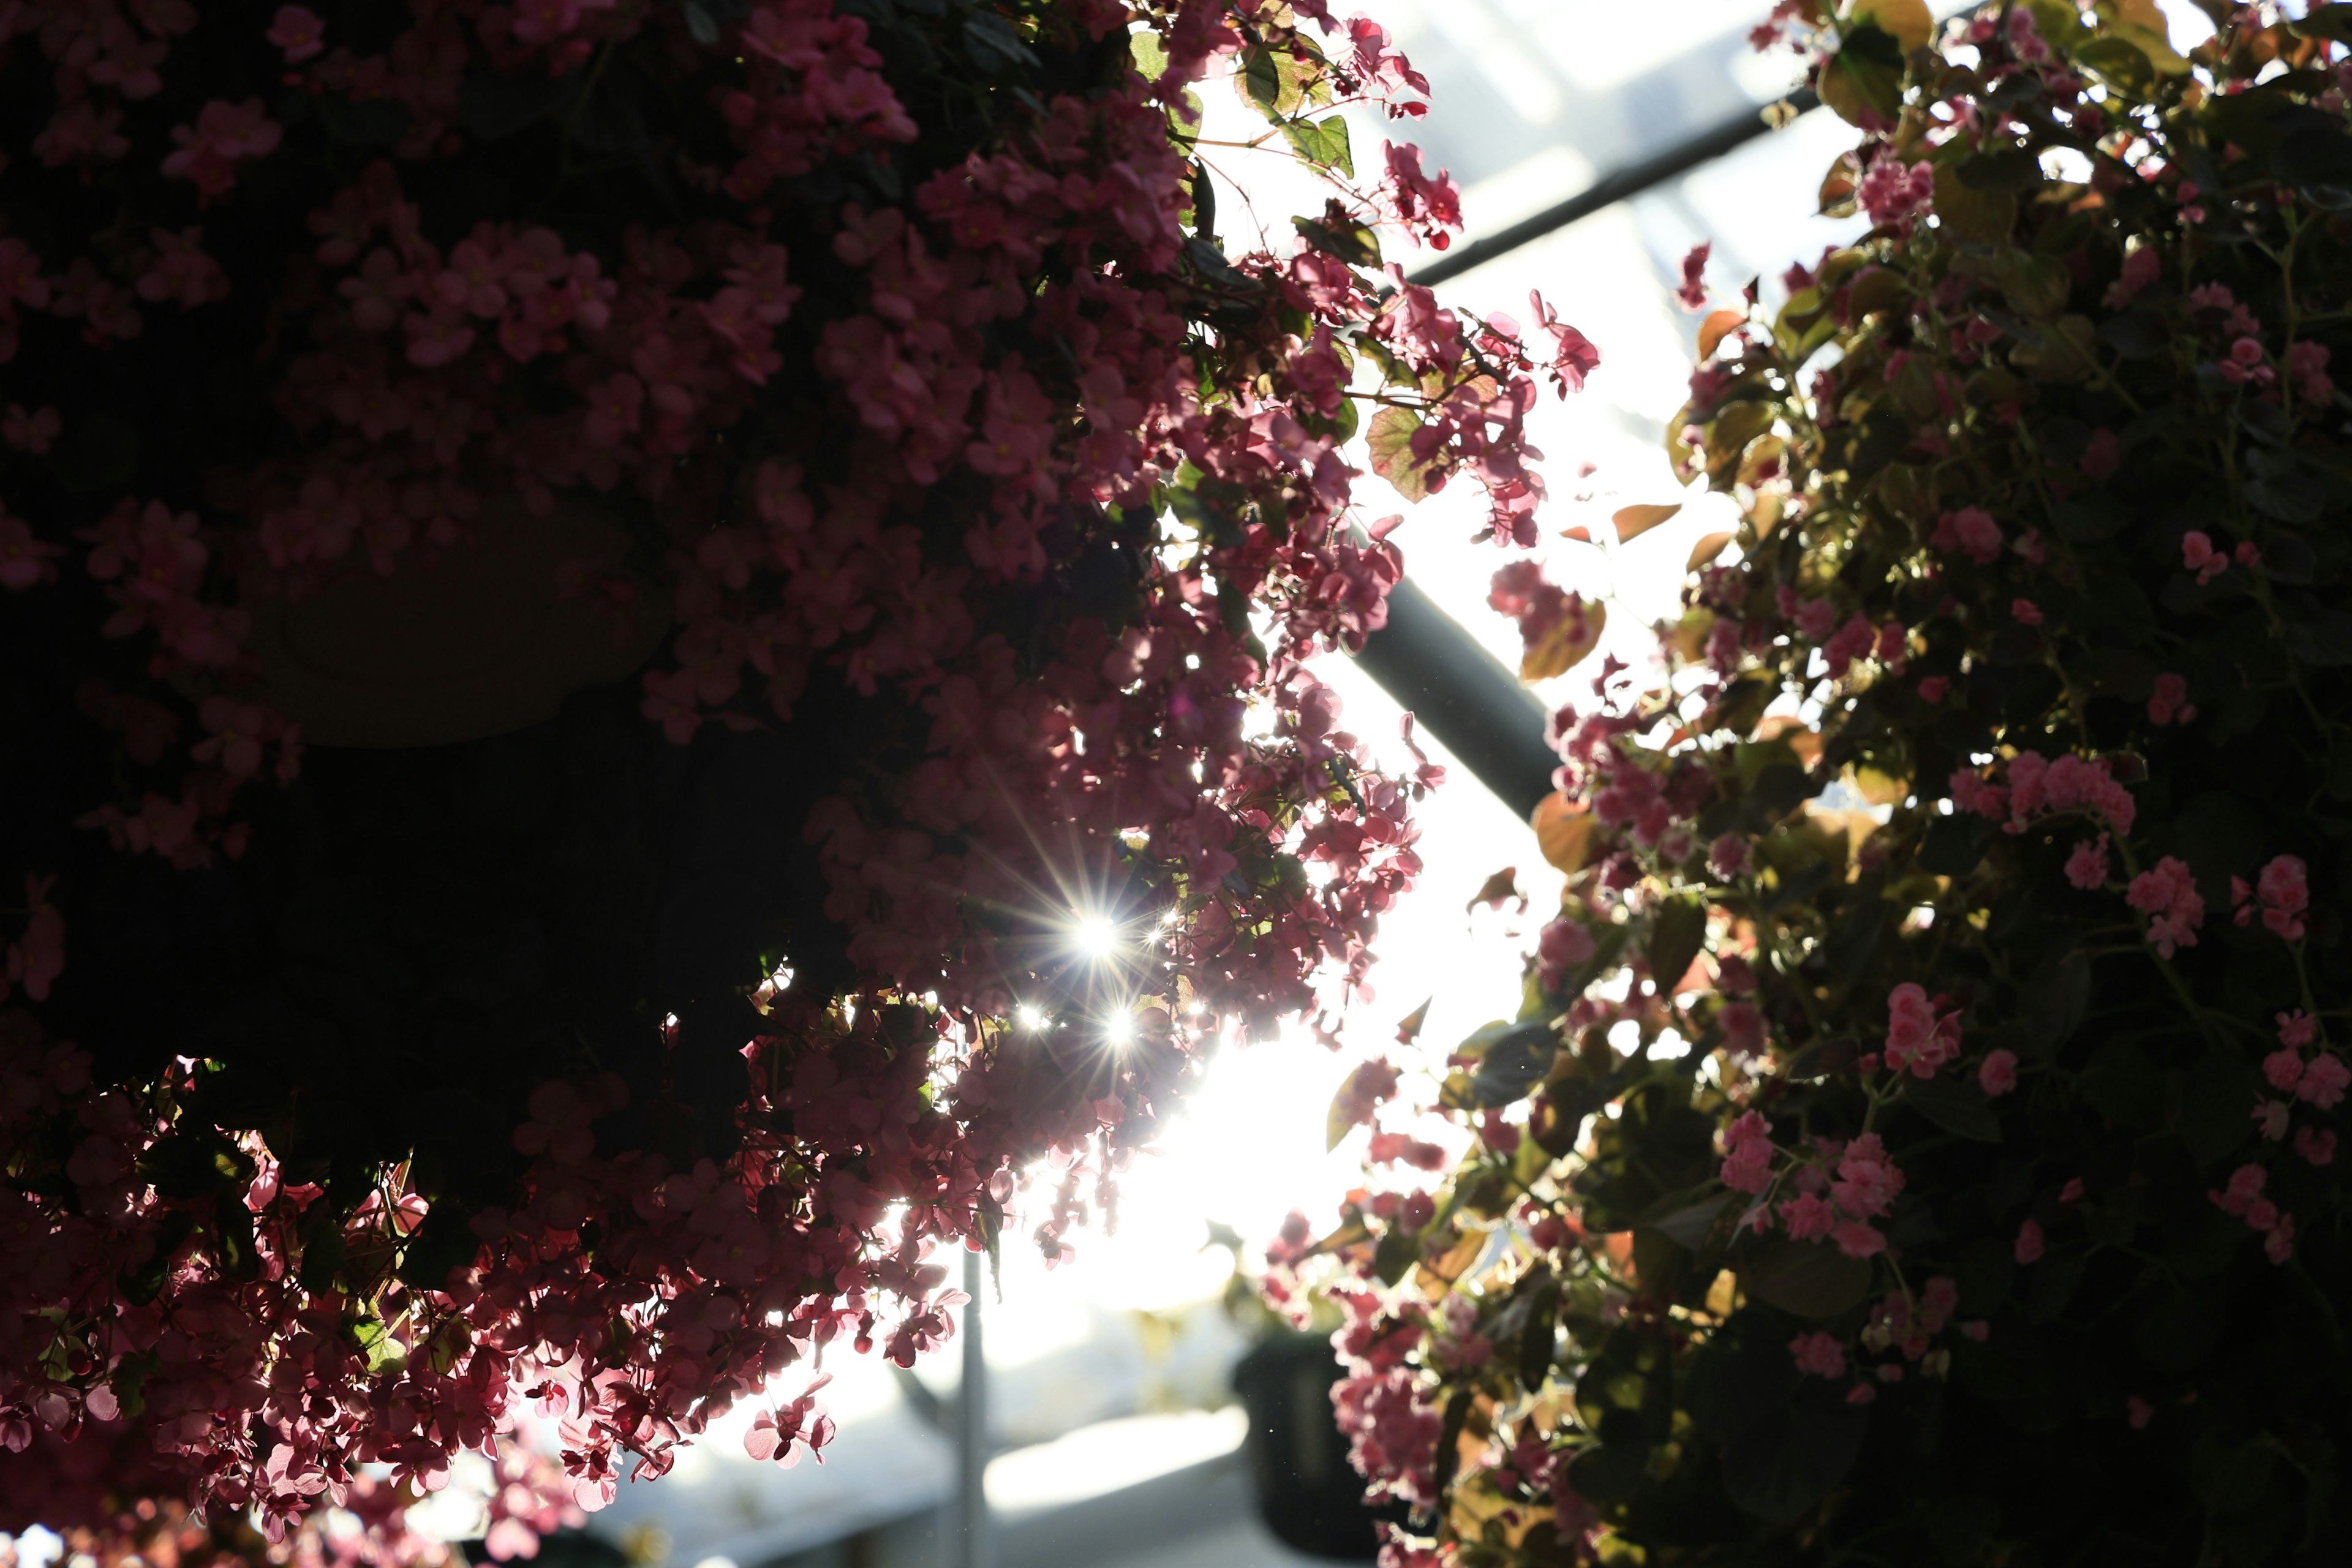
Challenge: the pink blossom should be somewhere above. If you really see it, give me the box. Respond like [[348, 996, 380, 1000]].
[[2181, 530, 2227, 586], [267, 6, 325, 62], [1789, 1331, 1846, 1379], [2010, 598, 2043, 626], [2295, 1126, 2335, 1167], [2064, 836, 2108, 891], [1, 508, 64, 590], [2254, 854, 2309, 941], [2297, 1053, 2348, 1110], [1933, 506, 2002, 565], [1719, 1109, 1774, 1194], [2080, 428, 2120, 479], [1883, 982, 1959, 1079], [2014, 1219, 2044, 1264], [1978, 1048, 2018, 1098], [2255, 1099, 2290, 1141], [2264, 1047, 2307, 1093], [2124, 856, 2204, 958], [1831, 1133, 1904, 1218], [2211, 1163, 2267, 1217], [2147, 673, 2192, 726], [1779, 1190, 1836, 1240], [161, 99, 283, 199], [1831, 1219, 1887, 1259], [1673, 242, 1711, 311], [1917, 674, 1948, 704], [2278, 1010, 2317, 1049]]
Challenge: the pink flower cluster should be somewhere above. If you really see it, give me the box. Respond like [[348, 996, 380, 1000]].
[[2233, 854, 2309, 941], [2124, 856, 2205, 959], [2209, 1163, 2295, 1264], [1949, 748, 2138, 837], [1883, 982, 1961, 1078]]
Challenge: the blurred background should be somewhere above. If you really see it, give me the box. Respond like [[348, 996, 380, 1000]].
[[0, 4, 2213, 1567]]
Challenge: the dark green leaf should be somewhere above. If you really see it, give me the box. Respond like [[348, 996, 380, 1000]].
[[1956, 148, 2042, 192], [1741, 1238, 1872, 1317], [1646, 896, 1707, 993], [1719, 1400, 1869, 1523], [1566, 1436, 1651, 1504], [1519, 1279, 1559, 1393], [1901, 1074, 2002, 1141], [1918, 813, 1988, 876], [962, 13, 1037, 75], [1291, 215, 1380, 267]]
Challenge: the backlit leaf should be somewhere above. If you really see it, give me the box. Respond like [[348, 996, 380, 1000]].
[[1687, 531, 1735, 570], [1520, 599, 1605, 680], [1367, 406, 1436, 502], [1533, 794, 1599, 874], [1614, 502, 1681, 543], [1698, 309, 1746, 361]]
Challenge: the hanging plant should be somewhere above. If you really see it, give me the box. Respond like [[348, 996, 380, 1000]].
[[1287, 2, 2352, 1562], [0, 0, 1593, 1558]]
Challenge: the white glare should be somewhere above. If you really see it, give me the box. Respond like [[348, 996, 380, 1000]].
[[1074, 916, 1119, 957], [1017, 1005, 1049, 1030]]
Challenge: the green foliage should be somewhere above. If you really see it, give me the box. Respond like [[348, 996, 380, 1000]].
[[1306, 7, 2352, 1563]]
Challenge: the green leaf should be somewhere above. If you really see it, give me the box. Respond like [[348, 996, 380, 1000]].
[[962, 13, 1036, 75], [1129, 29, 1170, 81], [1901, 1074, 2002, 1141], [1720, 1400, 1869, 1522], [2072, 37, 2157, 99], [1820, 21, 1905, 126], [1429, 1387, 1476, 1509], [1280, 115, 1353, 178], [1932, 161, 2017, 244], [1366, 405, 1436, 503], [1239, 43, 1289, 116], [1291, 214, 1380, 266], [1519, 1278, 1560, 1392], [1646, 895, 1707, 994], [1741, 1238, 1872, 1317]]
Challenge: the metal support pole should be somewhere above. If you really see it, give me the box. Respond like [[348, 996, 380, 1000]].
[[947, 1248, 991, 1568], [1406, 89, 1819, 290], [1351, 578, 1561, 820]]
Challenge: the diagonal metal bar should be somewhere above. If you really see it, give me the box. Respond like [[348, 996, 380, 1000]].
[[1353, 579, 1560, 820], [1406, 88, 1820, 290]]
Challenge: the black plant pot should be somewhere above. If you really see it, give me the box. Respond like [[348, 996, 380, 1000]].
[[1232, 1330, 1408, 1561]]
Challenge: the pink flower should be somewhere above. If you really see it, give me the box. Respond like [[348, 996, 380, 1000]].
[[2124, 856, 2204, 958], [2127, 1396, 2154, 1430], [2297, 1053, 2348, 1110], [161, 99, 284, 200], [2014, 1219, 2045, 1264], [1917, 674, 1948, 704], [2010, 598, 2043, 626], [1, 508, 64, 590], [2147, 672, 2192, 726], [2211, 1163, 2267, 1217], [2255, 1099, 2290, 1141], [2254, 854, 2309, 941], [1790, 1331, 1847, 1379], [2104, 244, 2160, 307], [2181, 530, 2227, 586], [1674, 242, 1711, 311], [267, 6, 326, 62], [2264, 1047, 2307, 1093], [1883, 982, 1959, 1079], [1978, 1049, 2018, 1097], [2295, 1126, 2335, 1167], [1719, 1110, 1774, 1194], [2, 875, 65, 1003], [2080, 428, 2120, 479], [1779, 1190, 1836, 1241], [1831, 1133, 1904, 1218], [1831, 1219, 1887, 1259], [2265, 1214, 2296, 1264], [2278, 1011, 2317, 1049], [2064, 836, 2108, 891], [1933, 507, 2003, 565]]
